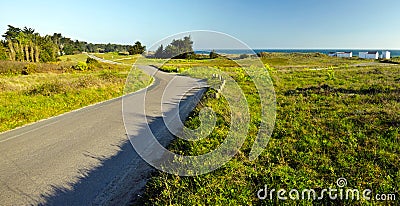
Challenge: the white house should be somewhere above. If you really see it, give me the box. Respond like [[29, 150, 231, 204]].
[[328, 52, 336, 57], [359, 51, 379, 59], [380, 51, 391, 59], [337, 52, 352, 58], [328, 52, 352, 58]]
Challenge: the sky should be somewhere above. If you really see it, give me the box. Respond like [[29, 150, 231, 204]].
[[1, 0, 400, 49]]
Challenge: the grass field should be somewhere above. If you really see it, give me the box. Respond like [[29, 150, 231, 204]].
[[92, 52, 140, 64], [0, 54, 151, 133], [58, 53, 89, 63], [139, 54, 399, 205], [148, 54, 380, 74]]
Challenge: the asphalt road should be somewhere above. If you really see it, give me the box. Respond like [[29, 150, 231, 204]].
[[0, 65, 206, 205]]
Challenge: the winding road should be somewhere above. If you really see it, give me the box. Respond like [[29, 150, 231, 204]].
[[0, 62, 206, 205]]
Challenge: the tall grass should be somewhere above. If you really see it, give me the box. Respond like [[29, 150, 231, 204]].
[[139, 63, 399, 205], [0, 56, 151, 132]]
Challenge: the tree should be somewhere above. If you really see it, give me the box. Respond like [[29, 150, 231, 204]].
[[39, 36, 58, 62], [164, 44, 179, 58], [166, 36, 193, 58], [153, 36, 194, 59], [2, 25, 21, 41], [104, 43, 113, 53], [23, 27, 35, 35], [2, 25, 50, 62], [154, 44, 164, 58], [1, 25, 140, 62], [86, 43, 94, 53], [0, 41, 8, 60], [173, 36, 193, 53], [128, 41, 146, 55]]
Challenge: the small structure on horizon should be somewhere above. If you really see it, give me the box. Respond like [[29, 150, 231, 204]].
[[359, 51, 379, 59], [328, 51, 353, 58], [380, 50, 391, 59]]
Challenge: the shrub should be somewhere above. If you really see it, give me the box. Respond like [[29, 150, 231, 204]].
[[264, 64, 276, 73], [160, 65, 178, 72], [74, 62, 88, 71], [257, 52, 269, 58], [98, 69, 121, 81], [239, 54, 250, 59], [172, 52, 196, 59], [27, 81, 66, 96], [326, 66, 335, 80], [0, 60, 26, 74], [21, 63, 37, 75], [0, 44, 8, 60], [209, 50, 219, 59], [86, 57, 98, 64]]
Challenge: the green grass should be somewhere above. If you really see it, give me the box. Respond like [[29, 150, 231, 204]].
[[0, 56, 151, 132], [58, 53, 89, 63], [259, 52, 370, 68], [144, 53, 376, 73], [138, 55, 399, 205], [91, 52, 142, 65]]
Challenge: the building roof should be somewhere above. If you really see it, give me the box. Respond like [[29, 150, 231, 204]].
[[367, 51, 378, 54], [331, 51, 352, 54]]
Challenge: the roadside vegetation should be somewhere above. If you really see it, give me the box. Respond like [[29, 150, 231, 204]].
[[139, 54, 399, 205], [0, 54, 151, 132], [0, 25, 151, 133], [0, 25, 145, 61]]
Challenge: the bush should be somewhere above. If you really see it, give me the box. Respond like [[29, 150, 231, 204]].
[[209, 50, 219, 59], [239, 54, 249, 59], [74, 62, 88, 71], [21, 63, 37, 75], [98, 69, 121, 81], [27, 81, 66, 96], [172, 52, 196, 59], [0, 44, 8, 60], [86, 57, 98, 64], [257, 52, 269, 58], [160, 65, 178, 72], [0, 60, 26, 74]]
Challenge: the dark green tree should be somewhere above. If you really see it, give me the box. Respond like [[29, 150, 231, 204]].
[[104, 43, 113, 52], [86, 43, 95, 53], [128, 41, 146, 55], [2, 25, 51, 62], [38, 36, 58, 62], [2, 25, 21, 41], [62, 44, 75, 55], [154, 44, 164, 58], [154, 36, 194, 59]]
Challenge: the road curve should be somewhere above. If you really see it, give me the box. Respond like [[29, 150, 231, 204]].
[[0, 65, 206, 205]]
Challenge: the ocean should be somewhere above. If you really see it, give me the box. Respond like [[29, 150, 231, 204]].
[[195, 49, 400, 57]]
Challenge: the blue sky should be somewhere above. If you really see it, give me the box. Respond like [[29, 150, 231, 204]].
[[1, 0, 400, 49]]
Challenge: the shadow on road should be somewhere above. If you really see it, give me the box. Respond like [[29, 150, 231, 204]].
[[40, 87, 206, 206], [39, 139, 151, 205]]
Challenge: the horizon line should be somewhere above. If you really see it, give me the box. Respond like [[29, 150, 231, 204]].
[[193, 48, 400, 50]]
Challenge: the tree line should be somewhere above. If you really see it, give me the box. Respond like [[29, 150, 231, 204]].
[[0, 25, 145, 62]]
